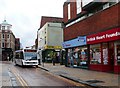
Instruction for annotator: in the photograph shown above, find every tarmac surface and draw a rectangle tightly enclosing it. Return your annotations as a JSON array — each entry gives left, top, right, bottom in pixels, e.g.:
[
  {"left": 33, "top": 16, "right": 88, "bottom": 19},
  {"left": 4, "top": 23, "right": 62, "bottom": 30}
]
[
  {"left": 1, "top": 61, "right": 120, "bottom": 88},
  {"left": 39, "top": 63, "right": 120, "bottom": 88}
]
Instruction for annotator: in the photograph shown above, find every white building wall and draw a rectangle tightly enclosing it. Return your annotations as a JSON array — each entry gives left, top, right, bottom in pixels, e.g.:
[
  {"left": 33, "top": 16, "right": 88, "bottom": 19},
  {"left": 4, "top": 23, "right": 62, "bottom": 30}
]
[
  {"left": 47, "top": 23, "right": 63, "bottom": 46},
  {"left": 38, "top": 22, "right": 63, "bottom": 50}
]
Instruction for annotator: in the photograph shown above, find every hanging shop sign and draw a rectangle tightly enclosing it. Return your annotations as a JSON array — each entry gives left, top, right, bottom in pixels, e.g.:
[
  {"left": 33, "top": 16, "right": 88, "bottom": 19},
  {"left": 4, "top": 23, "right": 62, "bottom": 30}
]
[
  {"left": 87, "top": 28, "right": 120, "bottom": 44},
  {"left": 62, "top": 36, "right": 86, "bottom": 48}
]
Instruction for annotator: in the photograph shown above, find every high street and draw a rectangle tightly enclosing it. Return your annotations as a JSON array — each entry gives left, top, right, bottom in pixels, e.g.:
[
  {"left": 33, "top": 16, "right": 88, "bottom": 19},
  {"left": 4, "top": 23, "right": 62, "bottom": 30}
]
[{"left": 1, "top": 61, "right": 89, "bottom": 87}]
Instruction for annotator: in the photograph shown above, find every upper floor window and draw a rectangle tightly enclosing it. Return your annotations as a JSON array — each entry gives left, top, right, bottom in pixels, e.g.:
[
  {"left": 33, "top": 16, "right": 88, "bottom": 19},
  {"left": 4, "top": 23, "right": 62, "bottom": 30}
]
[
  {"left": 68, "top": 3, "right": 71, "bottom": 19},
  {"left": 2, "top": 26, "right": 5, "bottom": 30},
  {"left": 7, "top": 34, "right": 10, "bottom": 38},
  {"left": 103, "top": 3, "right": 110, "bottom": 10},
  {"left": 2, "top": 34, "right": 5, "bottom": 38},
  {"left": 2, "top": 42, "right": 5, "bottom": 48},
  {"left": 7, "top": 26, "right": 10, "bottom": 30},
  {"left": 82, "top": 0, "right": 93, "bottom": 7},
  {"left": 76, "top": 0, "right": 82, "bottom": 14}
]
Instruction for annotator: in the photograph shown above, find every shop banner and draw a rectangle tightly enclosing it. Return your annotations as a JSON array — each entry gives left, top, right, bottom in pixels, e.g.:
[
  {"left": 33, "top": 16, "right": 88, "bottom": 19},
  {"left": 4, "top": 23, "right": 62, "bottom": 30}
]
[
  {"left": 87, "top": 28, "right": 120, "bottom": 44},
  {"left": 62, "top": 36, "right": 86, "bottom": 48}
]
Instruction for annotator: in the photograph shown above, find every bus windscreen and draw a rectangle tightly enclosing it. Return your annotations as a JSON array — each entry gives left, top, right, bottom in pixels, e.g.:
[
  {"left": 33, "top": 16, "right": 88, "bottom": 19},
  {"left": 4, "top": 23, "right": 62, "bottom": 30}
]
[{"left": 24, "top": 52, "right": 37, "bottom": 60}]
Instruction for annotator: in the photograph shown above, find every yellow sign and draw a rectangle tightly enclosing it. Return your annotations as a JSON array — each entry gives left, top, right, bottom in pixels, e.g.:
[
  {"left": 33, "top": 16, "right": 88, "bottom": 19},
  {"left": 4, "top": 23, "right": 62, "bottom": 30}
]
[{"left": 44, "top": 45, "right": 62, "bottom": 49}]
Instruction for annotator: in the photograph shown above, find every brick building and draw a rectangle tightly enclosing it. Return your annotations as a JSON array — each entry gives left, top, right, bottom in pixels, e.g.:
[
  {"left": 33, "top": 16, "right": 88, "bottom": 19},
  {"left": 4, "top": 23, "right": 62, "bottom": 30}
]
[
  {"left": 62, "top": 0, "right": 120, "bottom": 73},
  {"left": 15, "top": 38, "right": 20, "bottom": 50},
  {"left": 0, "top": 20, "right": 15, "bottom": 60}
]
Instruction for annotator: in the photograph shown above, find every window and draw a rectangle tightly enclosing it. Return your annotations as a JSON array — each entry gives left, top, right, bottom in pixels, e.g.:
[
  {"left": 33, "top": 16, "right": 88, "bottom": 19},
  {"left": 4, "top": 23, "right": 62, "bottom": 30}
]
[
  {"left": 115, "top": 41, "right": 120, "bottom": 65},
  {"left": 44, "top": 35, "right": 46, "bottom": 44},
  {"left": 15, "top": 52, "right": 24, "bottom": 59},
  {"left": 2, "top": 34, "right": 5, "bottom": 38},
  {"left": 7, "top": 26, "right": 10, "bottom": 30},
  {"left": 90, "top": 44, "right": 101, "bottom": 64},
  {"left": 7, "top": 34, "right": 10, "bottom": 38},
  {"left": 103, "top": 3, "right": 109, "bottom": 10},
  {"left": 76, "top": 0, "right": 82, "bottom": 14},
  {"left": 102, "top": 43, "right": 108, "bottom": 65},
  {"left": 68, "top": 3, "right": 71, "bottom": 19},
  {"left": 2, "top": 26, "right": 5, "bottom": 30},
  {"left": 2, "top": 43, "right": 5, "bottom": 48},
  {"left": 82, "top": 0, "right": 93, "bottom": 7}
]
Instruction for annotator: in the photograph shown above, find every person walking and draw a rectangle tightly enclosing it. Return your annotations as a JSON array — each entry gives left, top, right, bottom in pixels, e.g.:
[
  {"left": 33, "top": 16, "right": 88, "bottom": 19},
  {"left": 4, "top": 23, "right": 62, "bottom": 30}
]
[{"left": 52, "top": 52, "right": 56, "bottom": 66}]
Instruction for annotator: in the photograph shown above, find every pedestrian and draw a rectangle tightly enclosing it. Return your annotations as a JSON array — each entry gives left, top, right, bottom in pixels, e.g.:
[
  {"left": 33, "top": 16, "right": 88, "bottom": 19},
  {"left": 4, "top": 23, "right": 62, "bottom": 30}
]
[
  {"left": 7, "top": 56, "right": 9, "bottom": 61},
  {"left": 70, "top": 56, "right": 74, "bottom": 67},
  {"left": 52, "top": 52, "right": 56, "bottom": 66}
]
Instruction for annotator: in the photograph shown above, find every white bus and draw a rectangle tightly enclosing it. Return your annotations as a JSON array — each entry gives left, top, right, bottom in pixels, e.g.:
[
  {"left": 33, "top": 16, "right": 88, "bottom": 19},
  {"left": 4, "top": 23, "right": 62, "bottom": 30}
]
[{"left": 14, "top": 49, "right": 38, "bottom": 67}]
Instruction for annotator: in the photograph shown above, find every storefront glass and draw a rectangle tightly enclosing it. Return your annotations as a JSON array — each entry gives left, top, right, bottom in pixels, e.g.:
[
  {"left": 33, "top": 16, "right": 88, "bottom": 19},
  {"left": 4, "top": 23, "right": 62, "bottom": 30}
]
[
  {"left": 115, "top": 41, "right": 120, "bottom": 65},
  {"left": 67, "top": 46, "right": 88, "bottom": 67},
  {"left": 102, "top": 43, "right": 108, "bottom": 65},
  {"left": 90, "top": 44, "right": 101, "bottom": 64}
]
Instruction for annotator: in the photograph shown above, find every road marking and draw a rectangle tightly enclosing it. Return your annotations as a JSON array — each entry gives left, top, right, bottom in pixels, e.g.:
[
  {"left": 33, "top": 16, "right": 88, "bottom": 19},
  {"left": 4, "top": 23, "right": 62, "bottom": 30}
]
[{"left": 11, "top": 68, "right": 29, "bottom": 88}]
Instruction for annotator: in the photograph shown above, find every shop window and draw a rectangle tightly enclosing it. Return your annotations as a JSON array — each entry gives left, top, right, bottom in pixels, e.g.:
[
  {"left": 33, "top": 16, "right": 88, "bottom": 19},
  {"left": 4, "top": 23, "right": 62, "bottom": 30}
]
[
  {"left": 67, "top": 49, "right": 72, "bottom": 64},
  {"left": 67, "top": 47, "right": 88, "bottom": 67},
  {"left": 90, "top": 44, "right": 101, "bottom": 64},
  {"left": 115, "top": 41, "right": 120, "bottom": 65},
  {"left": 102, "top": 43, "right": 108, "bottom": 65}
]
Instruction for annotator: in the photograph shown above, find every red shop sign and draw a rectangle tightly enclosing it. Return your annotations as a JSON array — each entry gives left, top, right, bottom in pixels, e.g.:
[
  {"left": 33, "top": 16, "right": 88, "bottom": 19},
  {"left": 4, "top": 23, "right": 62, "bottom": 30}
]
[{"left": 87, "top": 28, "right": 120, "bottom": 44}]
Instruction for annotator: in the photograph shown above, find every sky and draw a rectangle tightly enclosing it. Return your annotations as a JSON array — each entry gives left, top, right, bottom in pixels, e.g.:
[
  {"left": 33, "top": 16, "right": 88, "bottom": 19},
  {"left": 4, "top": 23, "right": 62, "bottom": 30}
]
[
  {"left": 0, "top": 0, "right": 111, "bottom": 48},
  {"left": 0, "top": 0, "right": 65, "bottom": 48}
]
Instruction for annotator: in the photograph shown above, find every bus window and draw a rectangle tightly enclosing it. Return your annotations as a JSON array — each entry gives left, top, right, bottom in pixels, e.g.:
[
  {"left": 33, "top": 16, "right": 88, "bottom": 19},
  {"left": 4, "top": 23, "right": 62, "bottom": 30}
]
[
  {"left": 20, "top": 52, "right": 24, "bottom": 59},
  {"left": 24, "top": 52, "right": 37, "bottom": 60}
]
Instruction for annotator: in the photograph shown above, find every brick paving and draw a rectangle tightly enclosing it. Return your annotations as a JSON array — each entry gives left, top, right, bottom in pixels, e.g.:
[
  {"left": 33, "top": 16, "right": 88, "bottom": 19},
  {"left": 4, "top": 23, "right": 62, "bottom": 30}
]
[{"left": 39, "top": 63, "right": 120, "bottom": 87}]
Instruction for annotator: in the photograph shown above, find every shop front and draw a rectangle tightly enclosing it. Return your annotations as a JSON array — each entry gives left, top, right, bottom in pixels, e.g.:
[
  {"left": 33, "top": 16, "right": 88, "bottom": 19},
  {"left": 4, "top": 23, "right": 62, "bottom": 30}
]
[
  {"left": 2, "top": 48, "right": 13, "bottom": 61},
  {"left": 62, "top": 36, "right": 88, "bottom": 68},
  {"left": 87, "top": 27, "right": 120, "bottom": 73}
]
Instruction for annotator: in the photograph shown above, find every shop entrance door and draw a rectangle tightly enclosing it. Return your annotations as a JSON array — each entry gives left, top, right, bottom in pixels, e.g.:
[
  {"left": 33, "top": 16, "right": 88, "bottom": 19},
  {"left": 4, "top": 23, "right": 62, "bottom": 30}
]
[{"left": 109, "top": 42, "right": 114, "bottom": 72}]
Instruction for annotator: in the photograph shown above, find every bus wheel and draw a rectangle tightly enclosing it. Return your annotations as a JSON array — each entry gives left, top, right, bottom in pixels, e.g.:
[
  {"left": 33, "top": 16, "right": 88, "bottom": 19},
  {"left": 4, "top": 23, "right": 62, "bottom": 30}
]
[
  {"left": 22, "top": 62, "right": 24, "bottom": 67},
  {"left": 36, "top": 65, "right": 38, "bottom": 68},
  {"left": 14, "top": 61, "right": 17, "bottom": 66}
]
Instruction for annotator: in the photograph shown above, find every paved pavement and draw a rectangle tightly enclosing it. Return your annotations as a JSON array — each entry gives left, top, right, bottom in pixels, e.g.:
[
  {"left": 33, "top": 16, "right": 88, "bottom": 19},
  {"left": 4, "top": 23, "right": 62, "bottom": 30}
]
[
  {"left": 39, "top": 63, "right": 120, "bottom": 88},
  {"left": 0, "top": 61, "right": 18, "bottom": 88},
  {"left": 0, "top": 61, "right": 12, "bottom": 87}
]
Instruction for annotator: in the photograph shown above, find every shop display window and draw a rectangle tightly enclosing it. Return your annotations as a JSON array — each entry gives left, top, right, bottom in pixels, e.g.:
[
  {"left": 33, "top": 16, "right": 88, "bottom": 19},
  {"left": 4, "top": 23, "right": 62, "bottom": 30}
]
[
  {"left": 115, "top": 41, "right": 120, "bottom": 65},
  {"left": 73, "top": 47, "right": 88, "bottom": 67},
  {"left": 102, "top": 43, "right": 108, "bottom": 65},
  {"left": 90, "top": 44, "right": 101, "bottom": 64},
  {"left": 79, "top": 47, "right": 88, "bottom": 66},
  {"left": 67, "top": 46, "right": 88, "bottom": 67}
]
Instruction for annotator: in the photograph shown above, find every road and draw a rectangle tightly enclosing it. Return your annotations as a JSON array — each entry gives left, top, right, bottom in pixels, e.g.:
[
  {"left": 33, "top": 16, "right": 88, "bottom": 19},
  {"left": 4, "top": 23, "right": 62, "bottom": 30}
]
[{"left": 1, "top": 61, "right": 88, "bottom": 87}]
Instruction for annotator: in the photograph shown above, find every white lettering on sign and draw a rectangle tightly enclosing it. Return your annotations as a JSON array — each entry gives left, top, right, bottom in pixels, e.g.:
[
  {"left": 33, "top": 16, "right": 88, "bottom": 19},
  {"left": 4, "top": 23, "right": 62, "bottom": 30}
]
[
  {"left": 106, "top": 32, "right": 120, "bottom": 38},
  {"left": 87, "top": 37, "right": 95, "bottom": 42},
  {"left": 96, "top": 35, "right": 105, "bottom": 40},
  {"left": 87, "top": 32, "right": 120, "bottom": 42}
]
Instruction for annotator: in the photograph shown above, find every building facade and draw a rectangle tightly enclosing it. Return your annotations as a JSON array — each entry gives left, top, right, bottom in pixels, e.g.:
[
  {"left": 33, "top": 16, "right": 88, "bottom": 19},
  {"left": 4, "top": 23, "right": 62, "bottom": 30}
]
[
  {"left": 37, "top": 22, "right": 63, "bottom": 63},
  {"left": 63, "top": 0, "right": 120, "bottom": 73},
  {"left": 15, "top": 38, "right": 20, "bottom": 50},
  {"left": 0, "top": 20, "right": 15, "bottom": 61},
  {"left": 37, "top": 16, "right": 63, "bottom": 64}
]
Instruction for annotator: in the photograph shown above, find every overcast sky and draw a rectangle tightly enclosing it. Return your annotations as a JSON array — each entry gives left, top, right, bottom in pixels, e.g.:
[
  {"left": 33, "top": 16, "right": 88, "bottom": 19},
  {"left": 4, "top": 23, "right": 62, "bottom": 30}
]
[
  {"left": 1, "top": 0, "right": 111, "bottom": 48},
  {"left": 0, "top": 0, "right": 65, "bottom": 48}
]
